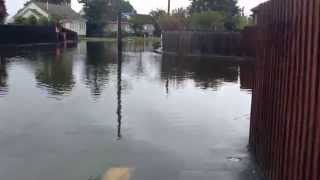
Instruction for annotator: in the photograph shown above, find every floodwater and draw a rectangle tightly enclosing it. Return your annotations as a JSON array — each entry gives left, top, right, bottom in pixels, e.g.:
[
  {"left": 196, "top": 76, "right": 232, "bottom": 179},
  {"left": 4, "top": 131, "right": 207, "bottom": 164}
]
[{"left": 0, "top": 41, "right": 257, "bottom": 180}]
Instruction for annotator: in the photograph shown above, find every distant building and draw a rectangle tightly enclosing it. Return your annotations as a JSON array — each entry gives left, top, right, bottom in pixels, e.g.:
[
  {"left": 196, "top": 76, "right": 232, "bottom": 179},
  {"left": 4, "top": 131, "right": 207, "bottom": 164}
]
[
  {"left": 104, "top": 14, "right": 155, "bottom": 36},
  {"left": 105, "top": 21, "right": 134, "bottom": 34},
  {"left": 142, "top": 23, "right": 155, "bottom": 36},
  {"left": 11, "top": 1, "right": 86, "bottom": 36},
  {"left": 130, "top": 14, "right": 155, "bottom": 36}
]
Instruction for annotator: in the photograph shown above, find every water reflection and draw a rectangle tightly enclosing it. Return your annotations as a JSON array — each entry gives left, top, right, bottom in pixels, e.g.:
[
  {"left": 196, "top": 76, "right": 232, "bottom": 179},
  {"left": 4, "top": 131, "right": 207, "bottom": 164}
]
[
  {"left": 0, "top": 56, "right": 8, "bottom": 96},
  {"left": 240, "top": 62, "right": 255, "bottom": 91},
  {"left": 117, "top": 50, "right": 123, "bottom": 140},
  {"left": 161, "top": 55, "right": 239, "bottom": 90},
  {"left": 35, "top": 46, "right": 76, "bottom": 96},
  {"left": 0, "top": 41, "right": 257, "bottom": 180},
  {"left": 85, "top": 42, "right": 117, "bottom": 98}
]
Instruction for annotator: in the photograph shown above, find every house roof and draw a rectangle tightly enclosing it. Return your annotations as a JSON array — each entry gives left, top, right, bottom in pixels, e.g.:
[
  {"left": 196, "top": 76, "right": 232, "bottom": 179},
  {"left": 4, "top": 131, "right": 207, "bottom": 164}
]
[
  {"left": 33, "top": 2, "right": 85, "bottom": 21},
  {"left": 251, "top": 1, "right": 270, "bottom": 13}
]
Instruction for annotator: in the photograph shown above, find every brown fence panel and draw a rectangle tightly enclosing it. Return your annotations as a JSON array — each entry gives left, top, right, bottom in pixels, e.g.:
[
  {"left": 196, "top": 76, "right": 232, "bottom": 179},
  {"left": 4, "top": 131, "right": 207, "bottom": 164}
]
[
  {"left": 162, "top": 31, "right": 243, "bottom": 56},
  {"left": 249, "top": 0, "right": 320, "bottom": 180}
]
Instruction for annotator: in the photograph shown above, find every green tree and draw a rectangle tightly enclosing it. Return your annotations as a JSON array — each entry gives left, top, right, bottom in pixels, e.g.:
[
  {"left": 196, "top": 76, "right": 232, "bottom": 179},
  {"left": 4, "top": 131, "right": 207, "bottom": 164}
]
[
  {"left": 158, "top": 15, "right": 185, "bottom": 31},
  {"left": 120, "top": 0, "right": 136, "bottom": 13},
  {"left": 14, "top": 16, "right": 28, "bottom": 25},
  {"left": 79, "top": 0, "right": 136, "bottom": 36},
  {"left": 129, "top": 14, "right": 154, "bottom": 36},
  {"left": 190, "top": 11, "right": 225, "bottom": 31},
  {"left": 27, "top": 15, "right": 38, "bottom": 25},
  {"left": 38, "top": 16, "right": 50, "bottom": 25},
  {"left": 234, "top": 15, "right": 251, "bottom": 30},
  {"left": 0, "top": 0, "right": 7, "bottom": 24},
  {"left": 189, "top": 0, "right": 239, "bottom": 31},
  {"left": 171, "top": 8, "right": 189, "bottom": 28},
  {"left": 150, "top": 9, "right": 167, "bottom": 36},
  {"left": 150, "top": 9, "right": 167, "bottom": 20}
]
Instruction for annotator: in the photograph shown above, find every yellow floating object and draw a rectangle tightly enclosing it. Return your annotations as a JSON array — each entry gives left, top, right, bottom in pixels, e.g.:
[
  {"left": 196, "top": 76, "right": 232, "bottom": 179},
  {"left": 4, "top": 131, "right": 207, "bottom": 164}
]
[{"left": 103, "top": 167, "right": 133, "bottom": 180}]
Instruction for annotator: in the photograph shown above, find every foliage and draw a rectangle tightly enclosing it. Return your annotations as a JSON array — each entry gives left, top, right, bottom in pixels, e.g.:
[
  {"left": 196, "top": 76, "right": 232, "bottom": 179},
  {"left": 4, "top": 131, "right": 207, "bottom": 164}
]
[
  {"left": 79, "top": 0, "right": 136, "bottom": 36},
  {"left": 0, "top": 0, "right": 7, "bottom": 24},
  {"left": 171, "top": 8, "right": 189, "bottom": 28},
  {"left": 38, "top": 16, "right": 50, "bottom": 25},
  {"left": 27, "top": 15, "right": 38, "bottom": 25},
  {"left": 190, "top": 0, "right": 239, "bottom": 16},
  {"left": 189, "top": 0, "right": 240, "bottom": 31},
  {"left": 149, "top": 9, "right": 167, "bottom": 36},
  {"left": 79, "top": 0, "right": 112, "bottom": 35},
  {"left": 49, "top": 14, "right": 62, "bottom": 25},
  {"left": 150, "top": 9, "right": 167, "bottom": 20},
  {"left": 120, "top": 0, "right": 136, "bottom": 14},
  {"left": 14, "top": 16, "right": 28, "bottom": 25},
  {"left": 190, "top": 11, "right": 225, "bottom": 31},
  {"left": 234, "top": 15, "right": 251, "bottom": 30},
  {"left": 158, "top": 15, "right": 185, "bottom": 31},
  {"left": 149, "top": 8, "right": 189, "bottom": 35},
  {"left": 14, "top": 14, "right": 61, "bottom": 26}
]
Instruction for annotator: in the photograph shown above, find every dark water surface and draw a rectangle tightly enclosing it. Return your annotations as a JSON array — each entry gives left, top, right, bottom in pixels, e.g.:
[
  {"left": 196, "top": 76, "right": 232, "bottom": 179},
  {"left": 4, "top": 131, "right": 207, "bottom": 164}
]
[{"left": 0, "top": 41, "right": 257, "bottom": 180}]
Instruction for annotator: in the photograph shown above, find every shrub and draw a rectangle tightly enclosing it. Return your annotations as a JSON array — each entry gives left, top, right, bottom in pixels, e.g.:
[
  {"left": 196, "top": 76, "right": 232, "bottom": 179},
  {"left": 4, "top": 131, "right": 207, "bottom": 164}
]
[
  {"left": 158, "top": 15, "right": 185, "bottom": 31},
  {"left": 190, "top": 11, "right": 225, "bottom": 31}
]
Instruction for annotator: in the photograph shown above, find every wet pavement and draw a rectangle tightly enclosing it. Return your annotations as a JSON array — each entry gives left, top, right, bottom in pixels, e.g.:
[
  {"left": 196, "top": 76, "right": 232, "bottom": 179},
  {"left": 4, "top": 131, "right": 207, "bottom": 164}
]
[{"left": 0, "top": 41, "right": 259, "bottom": 180}]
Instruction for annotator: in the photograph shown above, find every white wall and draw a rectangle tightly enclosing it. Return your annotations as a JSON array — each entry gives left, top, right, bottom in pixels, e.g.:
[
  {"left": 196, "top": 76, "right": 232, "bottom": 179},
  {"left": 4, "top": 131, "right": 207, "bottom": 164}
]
[{"left": 62, "top": 20, "right": 86, "bottom": 36}]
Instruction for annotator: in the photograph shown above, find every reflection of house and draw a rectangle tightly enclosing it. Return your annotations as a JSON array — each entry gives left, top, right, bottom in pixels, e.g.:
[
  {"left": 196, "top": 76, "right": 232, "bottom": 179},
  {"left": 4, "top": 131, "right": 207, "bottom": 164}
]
[{"left": 12, "top": 1, "right": 86, "bottom": 36}]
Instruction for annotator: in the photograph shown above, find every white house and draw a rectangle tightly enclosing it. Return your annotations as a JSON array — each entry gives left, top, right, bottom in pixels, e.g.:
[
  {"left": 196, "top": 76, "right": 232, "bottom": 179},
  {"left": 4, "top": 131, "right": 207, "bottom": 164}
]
[
  {"left": 105, "top": 21, "right": 134, "bottom": 34},
  {"left": 12, "top": 1, "right": 86, "bottom": 36},
  {"left": 142, "top": 24, "right": 155, "bottom": 36}
]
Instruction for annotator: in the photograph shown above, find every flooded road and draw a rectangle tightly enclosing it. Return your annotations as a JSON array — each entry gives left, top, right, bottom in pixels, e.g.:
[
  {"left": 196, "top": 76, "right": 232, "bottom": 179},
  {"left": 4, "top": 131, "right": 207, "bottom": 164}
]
[{"left": 0, "top": 41, "right": 257, "bottom": 180}]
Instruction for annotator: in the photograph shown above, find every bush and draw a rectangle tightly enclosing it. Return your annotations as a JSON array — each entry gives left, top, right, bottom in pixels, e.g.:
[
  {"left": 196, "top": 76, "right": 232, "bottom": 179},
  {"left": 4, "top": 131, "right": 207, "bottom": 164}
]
[
  {"left": 158, "top": 15, "right": 185, "bottom": 31},
  {"left": 38, "top": 17, "right": 50, "bottom": 26},
  {"left": 190, "top": 11, "right": 225, "bottom": 31},
  {"left": 14, "top": 16, "right": 28, "bottom": 25},
  {"left": 27, "top": 16, "right": 38, "bottom": 25}
]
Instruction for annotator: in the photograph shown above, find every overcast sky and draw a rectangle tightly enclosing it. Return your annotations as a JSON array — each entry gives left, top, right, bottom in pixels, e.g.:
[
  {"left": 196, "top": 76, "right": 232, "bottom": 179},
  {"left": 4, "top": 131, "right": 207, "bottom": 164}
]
[{"left": 7, "top": 0, "right": 268, "bottom": 17}]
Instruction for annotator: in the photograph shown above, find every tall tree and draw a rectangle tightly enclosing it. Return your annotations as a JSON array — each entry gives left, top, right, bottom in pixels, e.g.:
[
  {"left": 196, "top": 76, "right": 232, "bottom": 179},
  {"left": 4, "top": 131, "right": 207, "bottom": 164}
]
[
  {"left": 0, "top": 0, "right": 7, "bottom": 24},
  {"left": 189, "top": 0, "right": 239, "bottom": 30},
  {"left": 79, "top": 0, "right": 136, "bottom": 36},
  {"left": 150, "top": 9, "right": 167, "bottom": 36}
]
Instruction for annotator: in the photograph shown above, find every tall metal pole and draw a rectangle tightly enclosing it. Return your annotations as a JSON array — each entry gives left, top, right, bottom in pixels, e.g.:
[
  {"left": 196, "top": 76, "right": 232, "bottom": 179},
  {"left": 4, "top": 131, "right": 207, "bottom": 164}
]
[
  {"left": 167, "top": 0, "right": 171, "bottom": 15},
  {"left": 117, "top": 0, "right": 122, "bottom": 51}
]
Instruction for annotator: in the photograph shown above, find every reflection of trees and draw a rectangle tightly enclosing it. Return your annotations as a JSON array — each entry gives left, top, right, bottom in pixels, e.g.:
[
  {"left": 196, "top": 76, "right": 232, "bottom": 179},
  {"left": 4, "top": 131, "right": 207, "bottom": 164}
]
[
  {"left": 35, "top": 46, "right": 75, "bottom": 96},
  {"left": 161, "top": 55, "right": 239, "bottom": 90},
  {"left": 0, "top": 56, "right": 8, "bottom": 96},
  {"left": 85, "top": 42, "right": 117, "bottom": 97}
]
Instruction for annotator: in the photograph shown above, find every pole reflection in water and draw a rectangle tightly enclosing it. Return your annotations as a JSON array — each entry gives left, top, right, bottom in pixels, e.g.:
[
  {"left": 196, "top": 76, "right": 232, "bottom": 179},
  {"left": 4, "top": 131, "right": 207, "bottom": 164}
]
[
  {"left": 116, "top": 49, "right": 123, "bottom": 140},
  {"left": 0, "top": 56, "right": 8, "bottom": 96}
]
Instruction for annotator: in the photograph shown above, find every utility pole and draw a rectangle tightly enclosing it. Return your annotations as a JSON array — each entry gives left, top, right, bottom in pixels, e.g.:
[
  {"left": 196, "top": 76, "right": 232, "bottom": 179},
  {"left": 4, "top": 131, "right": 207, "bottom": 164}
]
[
  {"left": 167, "top": 0, "right": 171, "bottom": 15},
  {"left": 117, "top": 0, "right": 122, "bottom": 51}
]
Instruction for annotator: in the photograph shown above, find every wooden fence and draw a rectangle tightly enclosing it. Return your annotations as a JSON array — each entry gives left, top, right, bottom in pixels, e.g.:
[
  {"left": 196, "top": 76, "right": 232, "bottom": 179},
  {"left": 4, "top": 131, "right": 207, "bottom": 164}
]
[
  {"left": 0, "top": 25, "right": 78, "bottom": 45},
  {"left": 249, "top": 0, "right": 320, "bottom": 180},
  {"left": 162, "top": 31, "right": 243, "bottom": 56}
]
